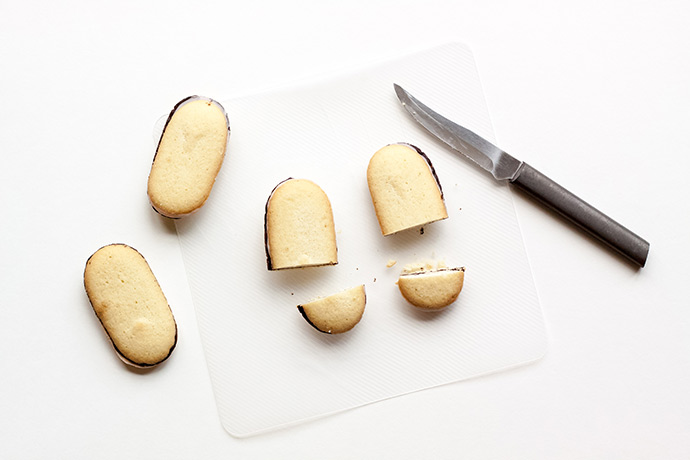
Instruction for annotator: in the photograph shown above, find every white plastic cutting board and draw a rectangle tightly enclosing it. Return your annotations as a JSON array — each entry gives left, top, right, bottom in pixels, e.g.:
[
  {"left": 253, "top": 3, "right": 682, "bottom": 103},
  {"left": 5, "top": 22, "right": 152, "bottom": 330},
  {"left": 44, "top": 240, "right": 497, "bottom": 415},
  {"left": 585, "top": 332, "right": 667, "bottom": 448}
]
[{"left": 172, "top": 42, "right": 547, "bottom": 437}]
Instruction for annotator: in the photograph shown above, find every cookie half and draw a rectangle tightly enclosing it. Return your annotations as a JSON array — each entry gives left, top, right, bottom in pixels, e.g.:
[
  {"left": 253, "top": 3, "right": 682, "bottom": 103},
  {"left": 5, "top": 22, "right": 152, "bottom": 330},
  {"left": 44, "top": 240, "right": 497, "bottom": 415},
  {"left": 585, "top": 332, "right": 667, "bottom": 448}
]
[
  {"left": 148, "top": 96, "right": 229, "bottom": 218},
  {"left": 265, "top": 178, "right": 338, "bottom": 270},
  {"left": 298, "top": 285, "right": 366, "bottom": 334},
  {"left": 398, "top": 267, "right": 465, "bottom": 310},
  {"left": 367, "top": 143, "right": 448, "bottom": 235},
  {"left": 84, "top": 244, "right": 178, "bottom": 367}
]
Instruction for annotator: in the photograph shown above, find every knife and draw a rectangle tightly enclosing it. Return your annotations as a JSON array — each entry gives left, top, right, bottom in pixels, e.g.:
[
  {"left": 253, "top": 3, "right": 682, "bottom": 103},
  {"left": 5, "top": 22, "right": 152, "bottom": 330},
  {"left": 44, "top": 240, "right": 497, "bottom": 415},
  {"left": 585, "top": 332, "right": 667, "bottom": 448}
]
[{"left": 394, "top": 83, "right": 650, "bottom": 268}]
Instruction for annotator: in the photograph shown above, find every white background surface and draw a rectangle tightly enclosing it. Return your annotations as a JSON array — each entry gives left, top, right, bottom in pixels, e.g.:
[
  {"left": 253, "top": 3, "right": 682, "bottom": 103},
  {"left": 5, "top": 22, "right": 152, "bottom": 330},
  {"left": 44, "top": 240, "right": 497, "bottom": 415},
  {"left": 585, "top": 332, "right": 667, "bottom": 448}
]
[{"left": 1, "top": 0, "right": 688, "bottom": 458}]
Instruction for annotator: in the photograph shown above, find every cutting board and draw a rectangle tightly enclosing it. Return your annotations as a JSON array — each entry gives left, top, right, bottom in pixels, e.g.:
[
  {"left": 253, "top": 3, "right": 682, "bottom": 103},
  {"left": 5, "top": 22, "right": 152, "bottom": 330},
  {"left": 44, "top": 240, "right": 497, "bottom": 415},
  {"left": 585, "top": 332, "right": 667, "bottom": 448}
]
[{"left": 170, "top": 42, "right": 547, "bottom": 437}]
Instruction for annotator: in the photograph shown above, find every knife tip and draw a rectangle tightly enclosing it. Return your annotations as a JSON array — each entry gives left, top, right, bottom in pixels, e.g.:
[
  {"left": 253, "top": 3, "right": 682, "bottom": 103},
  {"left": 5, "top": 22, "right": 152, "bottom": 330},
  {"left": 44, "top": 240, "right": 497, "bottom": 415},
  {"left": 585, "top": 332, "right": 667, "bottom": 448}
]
[{"left": 393, "top": 83, "right": 407, "bottom": 103}]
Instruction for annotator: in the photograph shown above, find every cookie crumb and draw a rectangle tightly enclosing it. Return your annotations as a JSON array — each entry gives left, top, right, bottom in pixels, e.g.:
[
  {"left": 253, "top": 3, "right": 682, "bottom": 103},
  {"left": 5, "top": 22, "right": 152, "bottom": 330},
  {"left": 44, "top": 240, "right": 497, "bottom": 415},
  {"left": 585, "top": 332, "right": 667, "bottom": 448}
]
[{"left": 386, "top": 259, "right": 397, "bottom": 268}]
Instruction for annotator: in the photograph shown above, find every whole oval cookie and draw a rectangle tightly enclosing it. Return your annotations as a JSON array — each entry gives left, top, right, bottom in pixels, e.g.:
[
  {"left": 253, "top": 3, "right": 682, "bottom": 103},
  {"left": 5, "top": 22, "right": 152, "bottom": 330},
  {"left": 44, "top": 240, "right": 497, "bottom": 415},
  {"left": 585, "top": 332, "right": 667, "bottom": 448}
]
[
  {"left": 84, "top": 244, "right": 177, "bottom": 367},
  {"left": 367, "top": 143, "right": 448, "bottom": 235},
  {"left": 148, "top": 96, "right": 229, "bottom": 218},
  {"left": 298, "top": 285, "right": 366, "bottom": 334},
  {"left": 265, "top": 178, "right": 338, "bottom": 270}
]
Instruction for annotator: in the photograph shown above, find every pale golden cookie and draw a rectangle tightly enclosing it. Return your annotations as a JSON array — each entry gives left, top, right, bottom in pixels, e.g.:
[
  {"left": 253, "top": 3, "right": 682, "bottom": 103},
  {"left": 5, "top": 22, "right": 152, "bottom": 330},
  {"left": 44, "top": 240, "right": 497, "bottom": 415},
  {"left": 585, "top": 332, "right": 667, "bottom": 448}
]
[
  {"left": 84, "top": 244, "right": 177, "bottom": 367},
  {"left": 398, "top": 267, "right": 465, "bottom": 310},
  {"left": 148, "top": 96, "right": 229, "bottom": 218},
  {"left": 367, "top": 143, "right": 448, "bottom": 235},
  {"left": 265, "top": 178, "right": 338, "bottom": 270},
  {"left": 298, "top": 285, "right": 366, "bottom": 334}
]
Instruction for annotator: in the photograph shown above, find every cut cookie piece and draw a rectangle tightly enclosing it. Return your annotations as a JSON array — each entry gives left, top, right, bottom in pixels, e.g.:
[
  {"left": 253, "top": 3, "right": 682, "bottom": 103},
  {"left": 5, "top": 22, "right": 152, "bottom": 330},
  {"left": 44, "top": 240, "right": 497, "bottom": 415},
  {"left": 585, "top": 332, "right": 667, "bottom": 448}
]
[
  {"left": 367, "top": 143, "right": 448, "bottom": 235},
  {"left": 398, "top": 266, "right": 465, "bottom": 310},
  {"left": 83, "top": 244, "right": 178, "bottom": 367},
  {"left": 265, "top": 178, "right": 338, "bottom": 270},
  {"left": 298, "top": 285, "right": 366, "bottom": 334},
  {"left": 148, "top": 96, "right": 229, "bottom": 218}
]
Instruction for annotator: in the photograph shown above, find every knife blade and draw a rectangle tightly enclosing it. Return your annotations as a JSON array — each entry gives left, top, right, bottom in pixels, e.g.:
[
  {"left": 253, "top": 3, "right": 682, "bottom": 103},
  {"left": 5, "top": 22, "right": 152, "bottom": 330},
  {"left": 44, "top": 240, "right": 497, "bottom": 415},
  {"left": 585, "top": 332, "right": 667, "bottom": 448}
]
[{"left": 394, "top": 83, "right": 650, "bottom": 268}]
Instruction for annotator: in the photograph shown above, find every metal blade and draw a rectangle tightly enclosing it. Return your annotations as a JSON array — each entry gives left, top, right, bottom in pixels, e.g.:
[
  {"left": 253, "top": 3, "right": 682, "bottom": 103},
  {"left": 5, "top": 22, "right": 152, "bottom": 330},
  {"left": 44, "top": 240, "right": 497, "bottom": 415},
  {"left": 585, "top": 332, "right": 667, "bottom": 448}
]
[{"left": 394, "top": 84, "right": 522, "bottom": 181}]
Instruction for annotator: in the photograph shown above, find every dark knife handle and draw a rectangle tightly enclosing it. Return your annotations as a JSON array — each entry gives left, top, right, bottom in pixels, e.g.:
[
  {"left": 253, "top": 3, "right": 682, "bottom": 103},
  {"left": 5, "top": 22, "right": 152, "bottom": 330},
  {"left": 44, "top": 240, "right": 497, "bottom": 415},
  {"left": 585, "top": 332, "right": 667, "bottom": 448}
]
[{"left": 511, "top": 163, "right": 650, "bottom": 267}]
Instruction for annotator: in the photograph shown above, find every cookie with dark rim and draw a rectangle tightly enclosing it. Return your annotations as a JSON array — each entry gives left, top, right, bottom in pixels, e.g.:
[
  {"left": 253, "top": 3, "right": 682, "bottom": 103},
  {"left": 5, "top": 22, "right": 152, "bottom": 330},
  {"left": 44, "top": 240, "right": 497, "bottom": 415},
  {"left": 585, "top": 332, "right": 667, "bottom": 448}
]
[
  {"left": 398, "top": 266, "right": 465, "bottom": 310},
  {"left": 264, "top": 178, "right": 338, "bottom": 270},
  {"left": 148, "top": 96, "right": 230, "bottom": 218},
  {"left": 84, "top": 244, "right": 178, "bottom": 367},
  {"left": 298, "top": 285, "right": 366, "bottom": 334},
  {"left": 366, "top": 143, "right": 448, "bottom": 235}
]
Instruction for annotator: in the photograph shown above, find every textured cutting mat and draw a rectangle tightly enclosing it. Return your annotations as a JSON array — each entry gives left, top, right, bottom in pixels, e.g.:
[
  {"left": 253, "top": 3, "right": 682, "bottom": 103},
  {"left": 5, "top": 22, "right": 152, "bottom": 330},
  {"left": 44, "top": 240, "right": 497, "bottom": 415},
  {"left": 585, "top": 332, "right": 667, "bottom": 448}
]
[{"left": 173, "top": 42, "right": 547, "bottom": 437}]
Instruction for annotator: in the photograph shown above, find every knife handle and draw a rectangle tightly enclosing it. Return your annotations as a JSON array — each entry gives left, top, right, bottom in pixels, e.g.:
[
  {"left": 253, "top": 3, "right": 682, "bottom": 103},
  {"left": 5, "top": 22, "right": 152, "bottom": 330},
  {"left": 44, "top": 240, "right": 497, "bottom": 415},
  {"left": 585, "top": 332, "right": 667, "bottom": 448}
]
[{"left": 511, "top": 163, "right": 650, "bottom": 267}]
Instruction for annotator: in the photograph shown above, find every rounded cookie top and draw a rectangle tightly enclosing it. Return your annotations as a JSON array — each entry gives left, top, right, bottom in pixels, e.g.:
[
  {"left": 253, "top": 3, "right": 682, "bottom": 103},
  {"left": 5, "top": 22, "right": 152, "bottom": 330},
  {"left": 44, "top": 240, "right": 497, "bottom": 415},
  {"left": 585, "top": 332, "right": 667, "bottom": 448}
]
[
  {"left": 84, "top": 244, "right": 177, "bottom": 367},
  {"left": 298, "top": 285, "right": 366, "bottom": 334},
  {"left": 265, "top": 178, "right": 338, "bottom": 270},
  {"left": 398, "top": 267, "right": 465, "bottom": 310},
  {"left": 148, "top": 96, "right": 229, "bottom": 218},
  {"left": 367, "top": 143, "right": 448, "bottom": 236}
]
